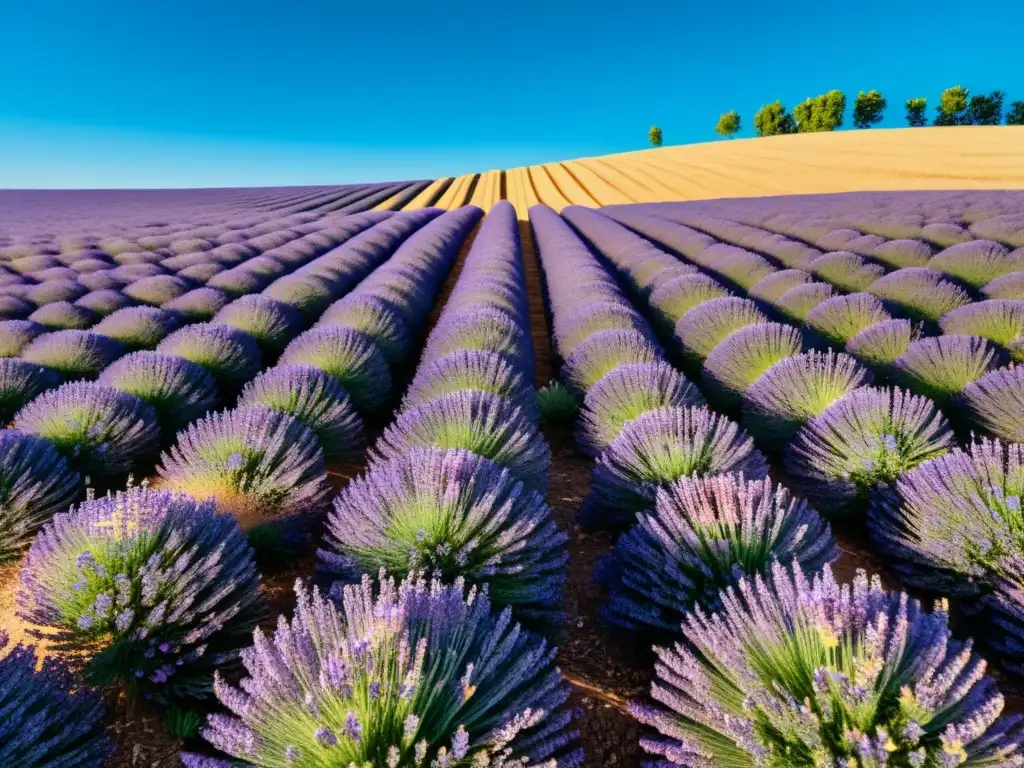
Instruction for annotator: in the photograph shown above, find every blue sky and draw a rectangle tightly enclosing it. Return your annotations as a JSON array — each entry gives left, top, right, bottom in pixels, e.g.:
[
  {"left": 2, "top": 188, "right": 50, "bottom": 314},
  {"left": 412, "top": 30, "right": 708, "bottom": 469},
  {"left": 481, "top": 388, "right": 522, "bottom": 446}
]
[{"left": 1, "top": 0, "right": 1021, "bottom": 188}]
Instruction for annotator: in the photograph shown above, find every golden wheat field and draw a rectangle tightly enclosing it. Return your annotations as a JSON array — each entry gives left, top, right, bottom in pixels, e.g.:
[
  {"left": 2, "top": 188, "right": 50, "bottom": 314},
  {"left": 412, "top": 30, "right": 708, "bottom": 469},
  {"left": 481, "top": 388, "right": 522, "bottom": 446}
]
[{"left": 377, "top": 126, "right": 1024, "bottom": 216}]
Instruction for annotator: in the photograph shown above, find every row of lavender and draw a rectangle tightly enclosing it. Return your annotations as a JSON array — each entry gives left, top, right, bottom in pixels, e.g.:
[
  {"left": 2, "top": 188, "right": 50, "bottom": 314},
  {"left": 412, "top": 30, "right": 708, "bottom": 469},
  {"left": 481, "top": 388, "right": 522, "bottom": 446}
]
[
  {"left": 187, "top": 201, "right": 583, "bottom": 767},
  {"left": 533, "top": 202, "right": 1024, "bottom": 766},
  {"left": 0, "top": 207, "right": 480, "bottom": 764}
]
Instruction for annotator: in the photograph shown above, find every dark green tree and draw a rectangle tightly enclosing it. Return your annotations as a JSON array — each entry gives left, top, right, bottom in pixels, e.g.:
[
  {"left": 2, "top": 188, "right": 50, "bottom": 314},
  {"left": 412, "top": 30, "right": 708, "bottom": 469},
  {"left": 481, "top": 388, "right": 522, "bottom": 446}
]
[
  {"left": 754, "top": 101, "right": 797, "bottom": 137},
  {"left": 934, "top": 86, "right": 971, "bottom": 126},
  {"left": 715, "top": 111, "right": 741, "bottom": 138},
  {"left": 852, "top": 90, "right": 887, "bottom": 128},
  {"left": 1008, "top": 101, "right": 1024, "bottom": 125},
  {"left": 793, "top": 90, "right": 847, "bottom": 132},
  {"left": 905, "top": 97, "right": 928, "bottom": 127},
  {"left": 968, "top": 91, "right": 1005, "bottom": 125},
  {"left": 648, "top": 125, "right": 663, "bottom": 147}
]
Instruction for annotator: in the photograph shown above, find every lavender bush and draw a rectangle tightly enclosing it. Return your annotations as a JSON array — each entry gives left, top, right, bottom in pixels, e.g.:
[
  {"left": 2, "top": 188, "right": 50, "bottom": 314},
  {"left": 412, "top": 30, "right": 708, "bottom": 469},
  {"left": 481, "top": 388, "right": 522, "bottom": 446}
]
[
  {"left": 893, "top": 335, "right": 1001, "bottom": 404},
  {"left": 320, "top": 447, "right": 567, "bottom": 622},
  {"left": 92, "top": 306, "right": 181, "bottom": 349},
  {"left": 213, "top": 295, "right": 303, "bottom": 357},
  {"left": 601, "top": 474, "right": 836, "bottom": 633},
  {"left": 28, "top": 301, "right": 97, "bottom": 330},
  {"left": 806, "top": 293, "right": 892, "bottom": 348},
  {"left": 631, "top": 562, "right": 1024, "bottom": 767},
  {"left": 581, "top": 405, "right": 769, "bottom": 528},
  {"left": 0, "top": 631, "right": 112, "bottom": 765},
  {"left": 157, "top": 324, "right": 263, "bottom": 391},
  {"left": 14, "top": 382, "right": 161, "bottom": 477},
  {"left": 186, "top": 573, "right": 583, "bottom": 767},
  {"left": 561, "top": 329, "right": 663, "bottom": 395},
  {"left": 940, "top": 300, "right": 1024, "bottom": 361},
  {"left": 700, "top": 322, "right": 805, "bottom": 408},
  {"left": 674, "top": 297, "right": 767, "bottom": 368},
  {"left": 317, "top": 295, "right": 412, "bottom": 366},
  {"left": 403, "top": 349, "right": 536, "bottom": 419},
  {"left": 21, "top": 329, "right": 125, "bottom": 380},
  {"left": 961, "top": 365, "right": 1024, "bottom": 445},
  {"left": 17, "top": 486, "right": 264, "bottom": 701},
  {"left": 0, "top": 318, "right": 45, "bottom": 357},
  {"left": 0, "top": 357, "right": 61, "bottom": 423},
  {"left": 772, "top": 281, "right": 836, "bottom": 323},
  {"left": 846, "top": 318, "right": 915, "bottom": 367},
  {"left": 785, "top": 386, "right": 955, "bottom": 516}
]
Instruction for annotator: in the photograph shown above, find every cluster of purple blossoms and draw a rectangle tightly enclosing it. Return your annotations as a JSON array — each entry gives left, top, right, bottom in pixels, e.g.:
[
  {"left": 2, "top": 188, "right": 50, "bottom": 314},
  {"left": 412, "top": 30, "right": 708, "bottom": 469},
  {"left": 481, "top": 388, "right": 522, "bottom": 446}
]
[
  {"left": 0, "top": 318, "right": 46, "bottom": 357},
  {"left": 320, "top": 447, "right": 566, "bottom": 623},
  {"left": 212, "top": 295, "right": 303, "bottom": 357},
  {"left": 185, "top": 573, "right": 583, "bottom": 768},
  {"left": 0, "top": 356, "right": 60, "bottom": 423},
  {"left": 700, "top": 321, "right": 805, "bottom": 408},
  {"left": 846, "top": 318, "right": 916, "bottom": 368},
  {"left": 868, "top": 267, "right": 973, "bottom": 323},
  {"left": 157, "top": 405, "right": 330, "bottom": 529},
  {"left": 0, "top": 630, "right": 113, "bottom": 765},
  {"left": 581, "top": 405, "right": 769, "bottom": 528},
  {"left": 674, "top": 297, "right": 768, "bottom": 369},
  {"left": 748, "top": 268, "right": 813, "bottom": 303},
  {"left": 600, "top": 474, "right": 836, "bottom": 633},
  {"left": 939, "top": 300, "right": 1024, "bottom": 362},
  {"left": 892, "top": 334, "right": 1001, "bottom": 404},
  {"left": 806, "top": 293, "right": 893, "bottom": 348},
  {"left": 16, "top": 485, "right": 264, "bottom": 701},
  {"left": 870, "top": 438, "right": 1024, "bottom": 672},
  {"left": 156, "top": 323, "right": 264, "bottom": 391},
  {"left": 773, "top": 281, "right": 836, "bottom": 324},
  {"left": 928, "top": 239, "right": 1023, "bottom": 289},
  {"left": 14, "top": 381, "right": 162, "bottom": 477},
  {"left": 631, "top": 562, "right": 1024, "bottom": 767},
  {"left": 21, "top": 328, "right": 125, "bottom": 380},
  {"left": 961, "top": 365, "right": 1024, "bottom": 443},
  {"left": 92, "top": 305, "right": 181, "bottom": 349}
]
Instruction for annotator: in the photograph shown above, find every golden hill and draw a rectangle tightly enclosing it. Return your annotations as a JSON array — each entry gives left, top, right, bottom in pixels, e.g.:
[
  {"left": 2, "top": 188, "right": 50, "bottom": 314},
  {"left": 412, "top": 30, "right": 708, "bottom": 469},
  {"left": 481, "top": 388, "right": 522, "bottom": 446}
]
[{"left": 380, "top": 126, "right": 1024, "bottom": 217}]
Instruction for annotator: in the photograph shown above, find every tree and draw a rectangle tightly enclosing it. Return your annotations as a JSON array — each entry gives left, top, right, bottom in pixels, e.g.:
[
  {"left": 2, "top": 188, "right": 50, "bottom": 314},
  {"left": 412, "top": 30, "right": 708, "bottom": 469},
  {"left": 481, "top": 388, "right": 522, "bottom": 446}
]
[
  {"left": 648, "top": 126, "right": 663, "bottom": 147},
  {"left": 793, "top": 90, "right": 846, "bottom": 133},
  {"left": 1008, "top": 101, "right": 1024, "bottom": 125},
  {"left": 754, "top": 101, "right": 797, "bottom": 137},
  {"left": 968, "top": 91, "right": 1005, "bottom": 125},
  {"left": 852, "top": 90, "right": 887, "bottom": 128},
  {"left": 935, "top": 86, "right": 971, "bottom": 126},
  {"left": 905, "top": 97, "right": 928, "bottom": 127},
  {"left": 715, "top": 111, "right": 741, "bottom": 138}
]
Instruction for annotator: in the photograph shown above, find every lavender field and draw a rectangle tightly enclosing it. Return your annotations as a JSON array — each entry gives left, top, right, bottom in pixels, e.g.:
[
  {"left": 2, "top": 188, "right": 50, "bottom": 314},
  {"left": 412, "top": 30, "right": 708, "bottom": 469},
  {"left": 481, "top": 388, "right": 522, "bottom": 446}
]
[{"left": 1, "top": 187, "right": 1024, "bottom": 767}]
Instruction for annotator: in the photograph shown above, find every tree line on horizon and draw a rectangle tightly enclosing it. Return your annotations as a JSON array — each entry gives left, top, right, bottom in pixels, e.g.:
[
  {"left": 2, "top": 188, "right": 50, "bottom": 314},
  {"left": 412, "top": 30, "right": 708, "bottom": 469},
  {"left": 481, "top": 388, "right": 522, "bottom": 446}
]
[{"left": 647, "top": 86, "right": 1024, "bottom": 146}]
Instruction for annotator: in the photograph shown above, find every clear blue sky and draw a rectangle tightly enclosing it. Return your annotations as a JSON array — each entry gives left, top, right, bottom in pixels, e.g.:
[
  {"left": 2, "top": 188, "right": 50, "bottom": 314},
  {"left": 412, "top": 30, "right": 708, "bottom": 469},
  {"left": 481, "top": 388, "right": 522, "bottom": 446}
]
[{"left": 1, "top": 0, "right": 1021, "bottom": 188}]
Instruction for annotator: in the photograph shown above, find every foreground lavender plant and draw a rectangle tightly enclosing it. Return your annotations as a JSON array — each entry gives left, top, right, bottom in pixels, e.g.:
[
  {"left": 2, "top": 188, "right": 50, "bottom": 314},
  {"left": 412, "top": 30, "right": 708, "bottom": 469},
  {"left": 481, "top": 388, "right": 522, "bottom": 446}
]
[
  {"left": 600, "top": 474, "right": 836, "bottom": 633},
  {"left": 17, "top": 486, "right": 264, "bottom": 701},
  {"left": 0, "top": 429, "right": 81, "bottom": 562},
  {"left": 373, "top": 391, "right": 550, "bottom": 493},
  {"left": 631, "top": 562, "right": 1024, "bottom": 767},
  {"left": 576, "top": 361, "right": 704, "bottom": 456},
  {"left": 870, "top": 438, "right": 1024, "bottom": 671},
  {"left": 0, "top": 631, "right": 112, "bottom": 765},
  {"left": 14, "top": 382, "right": 161, "bottom": 477},
  {"left": 320, "top": 448, "right": 566, "bottom": 622},
  {"left": 742, "top": 350, "right": 873, "bottom": 443},
  {"left": 785, "top": 386, "right": 955, "bottom": 516},
  {"left": 674, "top": 297, "right": 767, "bottom": 368},
  {"left": 238, "top": 365, "right": 364, "bottom": 462},
  {"left": 961, "top": 365, "right": 1024, "bottom": 443},
  {"left": 185, "top": 573, "right": 583, "bottom": 768},
  {"left": 157, "top": 406, "right": 330, "bottom": 529},
  {"left": 98, "top": 351, "right": 219, "bottom": 432},
  {"left": 581, "top": 405, "right": 768, "bottom": 528}
]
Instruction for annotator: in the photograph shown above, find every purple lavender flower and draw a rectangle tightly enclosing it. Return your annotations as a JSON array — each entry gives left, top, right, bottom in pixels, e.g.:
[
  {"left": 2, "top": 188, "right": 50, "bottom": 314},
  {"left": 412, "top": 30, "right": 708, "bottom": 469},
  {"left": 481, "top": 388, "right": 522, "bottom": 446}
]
[
  {"left": 98, "top": 351, "right": 219, "bottom": 432},
  {"left": 212, "top": 295, "right": 303, "bottom": 357},
  {"left": 20, "top": 329, "right": 125, "bottom": 380},
  {"left": 75, "top": 288, "right": 137, "bottom": 316},
  {"left": 422, "top": 305, "right": 532, "bottom": 376},
  {"left": 207, "top": 268, "right": 270, "bottom": 298},
  {"left": 806, "top": 292, "right": 891, "bottom": 348},
  {"left": 28, "top": 301, "right": 97, "bottom": 331},
  {"left": 316, "top": 295, "right": 412, "bottom": 366},
  {"left": 17, "top": 485, "right": 263, "bottom": 701},
  {"left": 0, "top": 632, "right": 112, "bottom": 764},
  {"left": 868, "top": 267, "right": 972, "bottom": 323},
  {"left": 0, "top": 319, "right": 46, "bottom": 357},
  {"left": 263, "top": 274, "right": 335, "bottom": 321},
  {"left": 939, "top": 300, "right": 1024, "bottom": 360},
  {"left": 0, "top": 357, "right": 61, "bottom": 424},
  {"left": 92, "top": 305, "right": 181, "bottom": 349},
  {"left": 279, "top": 326, "right": 392, "bottom": 413},
  {"left": 772, "top": 281, "right": 836, "bottom": 323},
  {"left": 576, "top": 361, "right": 704, "bottom": 456},
  {"left": 809, "top": 251, "right": 886, "bottom": 292},
  {"left": 892, "top": 334, "right": 1001, "bottom": 404},
  {"left": 631, "top": 562, "right": 1024, "bottom": 766},
  {"left": 601, "top": 474, "right": 836, "bottom": 632},
  {"left": 0, "top": 429, "right": 81, "bottom": 562},
  {"left": 198, "top": 573, "right": 582, "bottom": 766},
  {"left": 14, "top": 382, "right": 161, "bottom": 477},
  {"left": 554, "top": 301, "right": 653, "bottom": 358},
  {"left": 647, "top": 273, "right": 730, "bottom": 332},
  {"left": 122, "top": 274, "right": 193, "bottom": 306},
  {"left": 371, "top": 390, "right": 551, "bottom": 493},
  {"left": 238, "top": 364, "right": 364, "bottom": 462},
  {"left": 846, "top": 318, "right": 915, "bottom": 367},
  {"left": 673, "top": 289, "right": 763, "bottom": 349},
  {"left": 742, "top": 349, "right": 873, "bottom": 443},
  {"left": 984, "top": 270, "right": 1024, "bottom": 301},
  {"left": 928, "top": 239, "right": 1022, "bottom": 288},
  {"left": 162, "top": 287, "right": 231, "bottom": 321},
  {"left": 871, "top": 236, "right": 934, "bottom": 267},
  {"left": 581, "top": 405, "right": 769, "bottom": 528},
  {"left": 320, "top": 447, "right": 566, "bottom": 623},
  {"left": 157, "top": 405, "right": 329, "bottom": 527},
  {"left": 561, "top": 329, "right": 664, "bottom": 395},
  {"left": 700, "top": 322, "right": 805, "bottom": 408},
  {"left": 156, "top": 323, "right": 263, "bottom": 390},
  {"left": 748, "top": 268, "right": 813, "bottom": 303},
  {"left": 784, "top": 386, "right": 955, "bottom": 516},
  {"left": 961, "top": 364, "right": 1024, "bottom": 443},
  {"left": 0, "top": 295, "right": 34, "bottom": 321},
  {"left": 402, "top": 349, "right": 537, "bottom": 420},
  {"left": 25, "top": 279, "right": 88, "bottom": 306}
]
